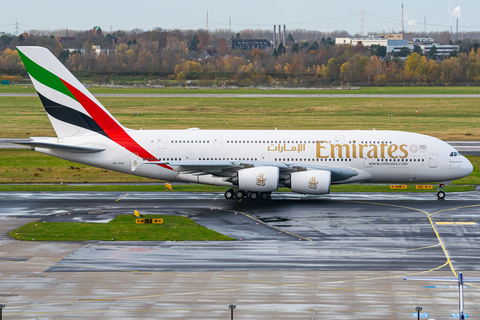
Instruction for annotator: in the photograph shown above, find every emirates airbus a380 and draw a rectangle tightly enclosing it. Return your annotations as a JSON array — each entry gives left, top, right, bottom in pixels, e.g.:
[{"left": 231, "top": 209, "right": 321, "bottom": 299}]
[{"left": 14, "top": 46, "right": 473, "bottom": 200}]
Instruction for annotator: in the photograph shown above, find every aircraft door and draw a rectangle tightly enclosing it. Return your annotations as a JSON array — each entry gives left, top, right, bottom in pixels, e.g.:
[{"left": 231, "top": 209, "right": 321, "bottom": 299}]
[
  {"left": 158, "top": 135, "right": 167, "bottom": 149},
  {"left": 185, "top": 153, "right": 195, "bottom": 161},
  {"left": 429, "top": 153, "right": 438, "bottom": 168},
  {"left": 214, "top": 135, "right": 223, "bottom": 149},
  {"left": 261, "top": 153, "right": 270, "bottom": 161}
]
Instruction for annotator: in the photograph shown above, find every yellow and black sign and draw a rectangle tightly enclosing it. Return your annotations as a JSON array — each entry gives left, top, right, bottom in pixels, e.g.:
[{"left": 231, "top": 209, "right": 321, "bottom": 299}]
[
  {"left": 390, "top": 185, "right": 407, "bottom": 189},
  {"left": 416, "top": 185, "right": 433, "bottom": 190},
  {"left": 136, "top": 218, "right": 163, "bottom": 224}
]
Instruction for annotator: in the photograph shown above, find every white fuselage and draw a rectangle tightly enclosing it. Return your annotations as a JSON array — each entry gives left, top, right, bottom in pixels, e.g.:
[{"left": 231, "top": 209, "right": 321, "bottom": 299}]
[{"left": 35, "top": 129, "right": 473, "bottom": 187}]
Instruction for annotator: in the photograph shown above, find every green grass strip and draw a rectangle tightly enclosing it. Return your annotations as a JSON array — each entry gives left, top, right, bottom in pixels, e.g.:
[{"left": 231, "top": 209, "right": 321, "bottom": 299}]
[{"left": 10, "top": 215, "right": 234, "bottom": 241}]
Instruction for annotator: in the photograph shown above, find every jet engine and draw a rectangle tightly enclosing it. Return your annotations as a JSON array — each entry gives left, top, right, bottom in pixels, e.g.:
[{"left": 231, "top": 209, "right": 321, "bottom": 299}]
[
  {"left": 285, "top": 170, "right": 331, "bottom": 194},
  {"left": 232, "top": 167, "right": 279, "bottom": 192}
]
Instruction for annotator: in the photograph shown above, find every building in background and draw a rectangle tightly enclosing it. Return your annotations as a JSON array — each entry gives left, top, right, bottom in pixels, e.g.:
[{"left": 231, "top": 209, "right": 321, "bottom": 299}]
[
  {"left": 376, "top": 33, "right": 414, "bottom": 41},
  {"left": 232, "top": 39, "right": 271, "bottom": 50},
  {"left": 55, "top": 36, "right": 77, "bottom": 43},
  {"left": 336, "top": 36, "right": 411, "bottom": 54},
  {"left": 68, "top": 45, "right": 115, "bottom": 56},
  {"left": 335, "top": 34, "right": 458, "bottom": 56},
  {"left": 92, "top": 26, "right": 102, "bottom": 36}
]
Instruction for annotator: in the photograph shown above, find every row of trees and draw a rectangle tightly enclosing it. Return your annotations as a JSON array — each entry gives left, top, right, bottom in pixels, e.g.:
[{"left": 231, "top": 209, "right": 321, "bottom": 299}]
[{"left": 1, "top": 27, "right": 480, "bottom": 85}]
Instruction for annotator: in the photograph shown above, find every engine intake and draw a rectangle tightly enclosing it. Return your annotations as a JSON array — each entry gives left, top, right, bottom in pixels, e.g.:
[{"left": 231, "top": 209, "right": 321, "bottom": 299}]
[
  {"left": 233, "top": 167, "right": 279, "bottom": 192},
  {"left": 285, "top": 170, "right": 331, "bottom": 195}
]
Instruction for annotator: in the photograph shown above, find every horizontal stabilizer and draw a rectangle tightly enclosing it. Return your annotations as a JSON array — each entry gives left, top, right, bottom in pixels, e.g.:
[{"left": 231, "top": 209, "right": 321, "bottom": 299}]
[{"left": 11, "top": 140, "right": 105, "bottom": 153}]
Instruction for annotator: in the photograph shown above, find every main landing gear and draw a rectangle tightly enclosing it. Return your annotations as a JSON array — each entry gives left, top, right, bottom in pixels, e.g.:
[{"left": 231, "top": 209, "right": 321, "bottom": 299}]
[
  {"left": 437, "top": 183, "right": 446, "bottom": 200},
  {"left": 224, "top": 188, "right": 271, "bottom": 200}
]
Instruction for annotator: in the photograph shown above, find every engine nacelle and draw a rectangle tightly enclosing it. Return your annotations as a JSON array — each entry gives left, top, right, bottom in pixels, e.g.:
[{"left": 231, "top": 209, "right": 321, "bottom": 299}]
[
  {"left": 233, "top": 167, "right": 279, "bottom": 192},
  {"left": 285, "top": 170, "right": 331, "bottom": 195}
]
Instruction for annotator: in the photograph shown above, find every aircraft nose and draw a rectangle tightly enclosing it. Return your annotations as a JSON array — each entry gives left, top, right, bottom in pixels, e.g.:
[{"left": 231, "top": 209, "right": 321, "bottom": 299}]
[{"left": 464, "top": 157, "right": 473, "bottom": 176}]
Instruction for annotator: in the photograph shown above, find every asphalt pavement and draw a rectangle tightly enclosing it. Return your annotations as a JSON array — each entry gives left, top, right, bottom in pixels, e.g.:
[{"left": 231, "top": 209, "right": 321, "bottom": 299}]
[{"left": 1, "top": 191, "right": 480, "bottom": 319}]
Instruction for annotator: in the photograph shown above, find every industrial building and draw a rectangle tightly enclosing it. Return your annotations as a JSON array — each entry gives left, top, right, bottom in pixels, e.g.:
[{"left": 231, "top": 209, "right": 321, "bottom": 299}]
[
  {"left": 419, "top": 43, "right": 460, "bottom": 56},
  {"left": 231, "top": 39, "right": 271, "bottom": 50},
  {"left": 335, "top": 34, "right": 459, "bottom": 57},
  {"left": 335, "top": 36, "right": 410, "bottom": 54}
]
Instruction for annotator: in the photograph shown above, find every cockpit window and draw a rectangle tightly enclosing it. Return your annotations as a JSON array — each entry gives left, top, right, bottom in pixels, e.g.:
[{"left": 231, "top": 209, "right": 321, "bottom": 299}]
[{"left": 449, "top": 151, "right": 461, "bottom": 157}]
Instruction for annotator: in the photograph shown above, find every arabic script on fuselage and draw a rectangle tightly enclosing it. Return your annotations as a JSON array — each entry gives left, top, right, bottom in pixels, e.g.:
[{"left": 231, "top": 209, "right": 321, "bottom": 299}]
[{"left": 266, "top": 141, "right": 423, "bottom": 159}]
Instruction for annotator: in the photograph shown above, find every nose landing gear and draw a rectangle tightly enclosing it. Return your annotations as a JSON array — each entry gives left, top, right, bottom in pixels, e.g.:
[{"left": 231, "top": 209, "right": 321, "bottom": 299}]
[
  {"left": 437, "top": 190, "right": 446, "bottom": 200},
  {"left": 437, "top": 183, "right": 446, "bottom": 200}
]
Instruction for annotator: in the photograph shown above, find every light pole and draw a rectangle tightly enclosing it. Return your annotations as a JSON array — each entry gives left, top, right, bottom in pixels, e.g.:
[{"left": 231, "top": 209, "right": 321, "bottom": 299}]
[
  {"left": 404, "top": 272, "right": 480, "bottom": 320},
  {"left": 229, "top": 304, "right": 236, "bottom": 320},
  {"left": 415, "top": 306, "right": 422, "bottom": 320},
  {"left": 0, "top": 304, "right": 5, "bottom": 320}
]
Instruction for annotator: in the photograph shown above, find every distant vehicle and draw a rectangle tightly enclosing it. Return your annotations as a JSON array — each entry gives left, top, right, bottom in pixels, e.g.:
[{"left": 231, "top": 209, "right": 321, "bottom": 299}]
[{"left": 15, "top": 46, "right": 473, "bottom": 200}]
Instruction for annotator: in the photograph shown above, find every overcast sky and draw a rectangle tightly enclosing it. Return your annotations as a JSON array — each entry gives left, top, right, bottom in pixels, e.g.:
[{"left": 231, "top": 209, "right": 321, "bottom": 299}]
[{"left": 2, "top": 0, "right": 479, "bottom": 35}]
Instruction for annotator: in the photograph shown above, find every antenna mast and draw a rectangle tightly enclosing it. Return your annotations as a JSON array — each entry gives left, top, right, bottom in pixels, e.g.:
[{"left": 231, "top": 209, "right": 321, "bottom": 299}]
[
  {"left": 424, "top": 16, "right": 426, "bottom": 35},
  {"left": 205, "top": 11, "right": 208, "bottom": 31}
]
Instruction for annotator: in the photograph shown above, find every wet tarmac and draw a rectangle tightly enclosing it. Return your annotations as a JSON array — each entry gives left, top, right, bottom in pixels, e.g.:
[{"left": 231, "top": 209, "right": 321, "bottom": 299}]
[
  {"left": 1, "top": 191, "right": 480, "bottom": 319},
  {"left": 2, "top": 191, "right": 480, "bottom": 272}
]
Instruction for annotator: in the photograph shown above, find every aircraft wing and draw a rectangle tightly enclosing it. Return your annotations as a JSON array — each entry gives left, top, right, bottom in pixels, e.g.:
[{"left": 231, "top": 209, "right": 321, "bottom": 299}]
[{"left": 138, "top": 160, "right": 358, "bottom": 182}]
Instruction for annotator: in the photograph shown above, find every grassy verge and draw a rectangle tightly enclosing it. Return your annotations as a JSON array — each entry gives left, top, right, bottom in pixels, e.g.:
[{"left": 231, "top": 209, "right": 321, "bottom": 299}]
[
  {"left": 10, "top": 214, "right": 235, "bottom": 241},
  {"left": 0, "top": 184, "right": 473, "bottom": 193},
  {"left": 2, "top": 85, "right": 480, "bottom": 95},
  {"left": 2, "top": 96, "right": 480, "bottom": 140},
  {"left": 0, "top": 149, "right": 151, "bottom": 183}
]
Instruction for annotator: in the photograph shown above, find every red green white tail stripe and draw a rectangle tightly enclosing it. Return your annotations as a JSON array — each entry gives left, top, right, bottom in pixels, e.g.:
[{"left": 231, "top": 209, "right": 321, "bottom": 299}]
[{"left": 17, "top": 46, "right": 172, "bottom": 170}]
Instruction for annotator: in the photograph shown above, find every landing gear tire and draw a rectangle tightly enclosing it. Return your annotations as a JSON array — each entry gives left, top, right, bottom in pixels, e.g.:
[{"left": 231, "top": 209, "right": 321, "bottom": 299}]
[
  {"left": 437, "top": 190, "right": 446, "bottom": 200},
  {"left": 236, "top": 190, "right": 245, "bottom": 199},
  {"left": 260, "top": 192, "right": 269, "bottom": 200},
  {"left": 225, "top": 189, "right": 234, "bottom": 199},
  {"left": 250, "top": 192, "right": 258, "bottom": 200}
]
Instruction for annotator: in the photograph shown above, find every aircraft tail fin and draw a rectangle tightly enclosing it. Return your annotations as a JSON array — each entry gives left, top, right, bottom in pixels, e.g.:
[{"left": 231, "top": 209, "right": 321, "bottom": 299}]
[{"left": 17, "top": 46, "right": 125, "bottom": 139}]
